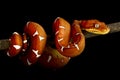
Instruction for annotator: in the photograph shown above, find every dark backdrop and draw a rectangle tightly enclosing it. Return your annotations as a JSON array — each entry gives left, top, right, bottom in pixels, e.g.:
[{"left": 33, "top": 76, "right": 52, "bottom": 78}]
[{"left": 0, "top": 15, "right": 120, "bottom": 79}]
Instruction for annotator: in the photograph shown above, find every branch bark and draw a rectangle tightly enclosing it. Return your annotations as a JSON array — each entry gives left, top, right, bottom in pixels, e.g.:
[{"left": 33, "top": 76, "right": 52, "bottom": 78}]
[{"left": 0, "top": 22, "right": 120, "bottom": 50}]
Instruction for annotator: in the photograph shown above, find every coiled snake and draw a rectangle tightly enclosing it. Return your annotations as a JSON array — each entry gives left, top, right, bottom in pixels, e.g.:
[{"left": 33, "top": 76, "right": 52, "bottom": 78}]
[{"left": 6, "top": 17, "right": 110, "bottom": 69}]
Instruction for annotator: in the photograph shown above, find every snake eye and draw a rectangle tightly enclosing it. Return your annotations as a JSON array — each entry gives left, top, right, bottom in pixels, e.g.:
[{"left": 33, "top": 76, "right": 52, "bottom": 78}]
[{"left": 94, "top": 23, "right": 100, "bottom": 28}]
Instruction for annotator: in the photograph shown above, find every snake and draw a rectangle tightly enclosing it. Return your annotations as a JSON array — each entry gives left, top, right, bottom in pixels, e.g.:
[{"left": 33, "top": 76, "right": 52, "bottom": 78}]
[{"left": 6, "top": 17, "right": 110, "bottom": 68}]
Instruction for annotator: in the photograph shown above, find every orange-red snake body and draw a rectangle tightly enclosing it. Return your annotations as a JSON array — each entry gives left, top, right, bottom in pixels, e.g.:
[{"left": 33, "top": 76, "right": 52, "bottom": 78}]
[{"left": 6, "top": 17, "right": 110, "bottom": 68}]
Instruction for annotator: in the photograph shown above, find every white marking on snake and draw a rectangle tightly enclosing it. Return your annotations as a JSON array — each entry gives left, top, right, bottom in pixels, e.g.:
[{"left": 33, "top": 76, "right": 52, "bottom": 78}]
[
  {"left": 76, "top": 33, "right": 80, "bottom": 35},
  {"left": 22, "top": 49, "right": 25, "bottom": 52},
  {"left": 66, "top": 45, "right": 70, "bottom": 48},
  {"left": 47, "top": 55, "right": 52, "bottom": 63},
  {"left": 26, "top": 21, "right": 30, "bottom": 27},
  {"left": 27, "top": 58, "right": 32, "bottom": 65},
  {"left": 68, "top": 57, "right": 71, "bottom": 60},
  {"left": 33, "top": 31, "right": 39, "bottom": 36},
  {"left": 9, "top": 39, "right": 11, "bottom": 41},
  {"left": 13, "top": 45, "right": 21, "bottom": 50},
  {"left": 59, "top": 26, "right": 65, "bottom": 29},
  {"left": 55, "top": 31, "right": 59, "bottom": 35},
  {"left": 54, "top": 17, "right": 60, "bottom": 23},
  {"left": 7, "top": 51, "right": 10, "bottom": 56},
  {"left": 32, "top": 49, "right": 41, "bottom": 58},
  {"left": 39, "top": 36, "right": 44, "bottom": 41},
  {"left": 13, "top": 32, "right": 19, "bottom": 35},
  {"left": 61, "top": 46, "right": 64, "bottom": 52},
  {"left": 23, "top": 40, "right": 27, "bottom": 43},
  {"left": 58, "top": 38, "right": 63, "bottom": 42},
  {"left": 74, "top": 43, "right": 79, "bottom": 50}
]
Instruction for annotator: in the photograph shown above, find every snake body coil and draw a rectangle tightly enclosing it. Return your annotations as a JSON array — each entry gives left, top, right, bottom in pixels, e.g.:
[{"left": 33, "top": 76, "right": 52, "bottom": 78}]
[{"left": 6, "top": 17, "right": 110, "bottom": 68}]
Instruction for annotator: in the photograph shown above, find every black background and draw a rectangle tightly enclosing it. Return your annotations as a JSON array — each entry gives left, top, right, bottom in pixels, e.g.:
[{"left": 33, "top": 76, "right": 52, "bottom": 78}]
[{"left": 0, "top": 15, "right": 120, "bottom": 79}]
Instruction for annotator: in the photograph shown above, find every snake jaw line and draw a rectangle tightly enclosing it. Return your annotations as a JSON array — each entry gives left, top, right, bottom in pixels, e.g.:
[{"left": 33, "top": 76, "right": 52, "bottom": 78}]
[{"left": 85, "top": 26, "right": 110, "bottom": 35}]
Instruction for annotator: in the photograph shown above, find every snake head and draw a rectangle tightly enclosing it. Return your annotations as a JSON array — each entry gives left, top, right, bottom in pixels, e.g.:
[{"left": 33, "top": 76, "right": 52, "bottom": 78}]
[{"left": 80, "top": 19, "right": 110, "bottom": 34}]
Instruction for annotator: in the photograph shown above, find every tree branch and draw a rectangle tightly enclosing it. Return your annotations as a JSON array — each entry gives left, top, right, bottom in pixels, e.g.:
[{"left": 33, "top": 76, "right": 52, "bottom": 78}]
[{"left": 0, "top": 22, "right": 120, "bottom": 50}]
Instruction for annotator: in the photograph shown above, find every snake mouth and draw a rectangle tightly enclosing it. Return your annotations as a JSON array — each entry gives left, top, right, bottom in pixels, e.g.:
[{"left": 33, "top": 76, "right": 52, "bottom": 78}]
[{"left": 84, "top": 26, "right": 110, "bottom": 35}]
